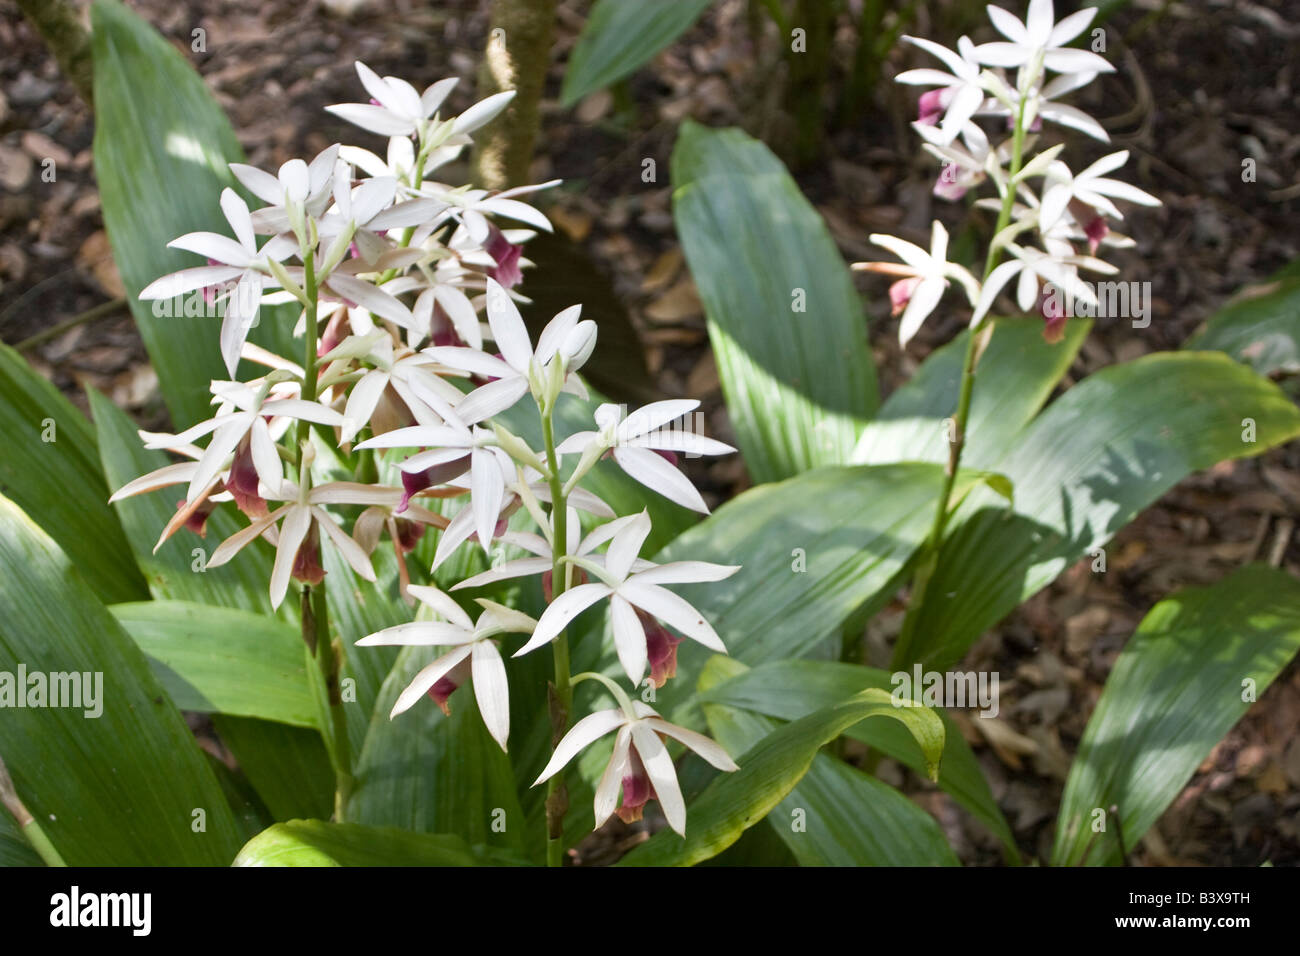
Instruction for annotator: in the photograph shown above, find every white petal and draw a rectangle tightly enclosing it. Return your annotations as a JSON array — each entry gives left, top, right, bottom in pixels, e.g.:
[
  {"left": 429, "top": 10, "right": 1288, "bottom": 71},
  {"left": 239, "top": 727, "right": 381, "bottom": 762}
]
[
  {"left": 325, "top": 103, "right": 414, "bottom": 137},
  {"left": 470, "top": 446, "right": 506, "bottom": 553},
  {"left": 342, "top": 369, "right": 390, "bottom": 444},
  {"left": 168, "top": 231, "right": 252, "bottom": 267},
  {"left": 631, "top": 723, "right": 686, "bottom": 835},
  {"left": 407, "top": 583, "right": 476, "bottom": 628},
  {"left": 514, "top": 583, "right": 611, "bottom": 657},
  {"left": 269, "top": 504, "right": 312, "bottom": 609},
  {"left": 484, "top": 278, "right": 534, "bottom": 370},
  {"left": 452, "top": 90, "right": 516, "bottom": 135},
  {"left": 610, "top": 594, "right": 648, "bottom": 687},
  {"left": 454, "top": 376, "right": 529, "bottom": 425},
  {"left": 898, "top": 276, "right": 944, "bottom": 346},
  {"left": 139, "top": 265, "right": 241, "bottom": 299},
  {"left": 390, "top": 645, "right": 473, "bottom": 718},
  {"left": 1042, "top": 47, "right": 1114, "bottom": 75},
  {"left": 644, "top": 718, "right": 739, "bottom": 771},
  {"left": 220, "top": 189, "right": 256, "bottom": 252},
  {"left": 617, "top": 398, "right": 699, "bottom": 442},
  {"left": 471, "top": 640, "right": 511, "bottom": 750},
  {"left": 604, "top": 510, "right": 652, "bottom": 581},
  {"left": 612, "top": 446, "right": 709, "bottom": 514},
  {"left": 532, "top": 706, "right": 626, "bottom": 785},
  {"left": 593, "top": 727, "right": 633, "bottom": 827},
  {"left": 620, "top": 581, "right": 726, "bottom": 652},
  {"left": 630, "top": 561, "right": 740, "bottom": 586},
  {"left": 985, "top": 5, "right": 1028, "bottom": 43},
  {"left": 1048, "top": 7, "right": 1096, "bottom": 46},
  {"left": 971, "top": 259, "right": 1023, "bottom": 325}
]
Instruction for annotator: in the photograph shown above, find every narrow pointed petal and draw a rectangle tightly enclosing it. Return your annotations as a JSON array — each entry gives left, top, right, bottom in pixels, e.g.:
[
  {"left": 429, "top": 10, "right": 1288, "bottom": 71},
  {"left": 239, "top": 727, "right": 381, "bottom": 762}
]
[
  {"left": 631, "top": 723, "right": 686, "bottom": 835},
  {"left": 620, "top": 582, "right": 726, "bottom": 652},
  {"left": 533, "top": 707, "right": 625, "bottom": 785},
  {"left": 514, "top": 583, "right": 611, "bottom": 656}
]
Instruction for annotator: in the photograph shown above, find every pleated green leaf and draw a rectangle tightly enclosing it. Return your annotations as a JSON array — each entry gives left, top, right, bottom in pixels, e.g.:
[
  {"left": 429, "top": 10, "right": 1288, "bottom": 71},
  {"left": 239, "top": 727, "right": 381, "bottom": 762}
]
[
  {"left": 1053, "top": 564, "right": 1300, "bottom": 866},
  {"left": 700, "top": 658, "right": 1018, "bottom": 860},
  {"left": 233, "top": 820, "right": 528, "bottom": 866},
  {"left": 853, "top": 318, "right": 1090, "bottom": 468},
  {"left": 111, "top": 601, "right": 316, "bottom": 727},
  {"left": 0, "top": 344, "right": 146, "bottom": 604},
  {"left": 617, "top": 675, "right": 943, "bottom": 866},
  {"left": 704, "top": 697, "right": 959, "bottom": 866},
  {"left": 92, "top": 0, "right": 297, "bottom": 427},
  {"left": 0, "top": 493, "right": 242, "bottom": 864},
  {"left": 904, "top": 352, "right": 1300, "bottom": 671},
  {"left": 561, "top": 0, "right": 713, "bottom": 106},
  {"left": 672, "top": 121, "right": 879, "bottom": 483}
]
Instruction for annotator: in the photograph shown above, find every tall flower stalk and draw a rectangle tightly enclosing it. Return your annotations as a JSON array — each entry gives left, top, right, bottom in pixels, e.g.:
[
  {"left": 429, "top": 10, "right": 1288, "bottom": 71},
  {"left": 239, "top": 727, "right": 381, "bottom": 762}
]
[{"left": 851, "top": 0, "right": 1159, "bottom": 667}]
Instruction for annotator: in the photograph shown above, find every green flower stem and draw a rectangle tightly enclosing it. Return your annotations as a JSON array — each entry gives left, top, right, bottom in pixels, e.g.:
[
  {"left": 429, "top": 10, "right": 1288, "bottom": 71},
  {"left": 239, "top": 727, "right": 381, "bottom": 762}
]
[
  {"left": 540, "top": 406, "right": 573, "bottom": 867},
  {"left": 297, "top": 248, "right": 354, "bottom": 818},
  {"left": 0, "top": 756, "right": 66, "bottom": 866},
  {"left": 893, "top": 90, "right": 1029, "bottom": 670}
]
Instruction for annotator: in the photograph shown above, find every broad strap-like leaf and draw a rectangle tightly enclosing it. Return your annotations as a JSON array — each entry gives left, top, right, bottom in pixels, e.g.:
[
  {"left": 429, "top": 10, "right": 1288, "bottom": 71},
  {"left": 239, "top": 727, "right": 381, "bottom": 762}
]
[
  {"left": 111, "top": 600, "right": 317, "bottom": 727},
  {"left": 233, "top": 819, "right": 528, "bottom": 866},
  {"left": 1053, "top": 564, "right": 1300, "bottom": 866},
  {"left": 854, "top": 318, "right": 1090, "bottom": 468},
  {"left": 92, "top": 0, "right": 298, "bottom": 426},
  {"left": 1184, "top": 262, "right": 1300, "bottom": 385},
  {"left": 904, "top": 352, "right": 1300, "bottom": 671},
  {"left": 638, "top": 462, "right": 956, "bottom": 729},
  {"left": 561, "top": 0, "right": 713, "bottom": 106},
  {"left": 700, "top": 658, "right": 1018, "bottom": 860},
  {"left": 700, "top": 658, "right": 959, "bottom": 866},
  {"left": 671, "top": 121, "right": 879, "bottom": 482},
  {"left": 0, "top": 493, "right": 242, "bottom": 864},
  {"left": 617, "top": 677, "right": 943, "bottom": 866},
  {"left": 0, "top": 344, "right": 146, "bottom": 604}
]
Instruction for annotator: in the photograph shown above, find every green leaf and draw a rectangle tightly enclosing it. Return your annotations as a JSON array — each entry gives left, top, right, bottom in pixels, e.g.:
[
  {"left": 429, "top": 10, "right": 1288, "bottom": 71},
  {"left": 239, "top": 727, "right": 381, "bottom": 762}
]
[
  {"left": 1053, "top": 564, "right": 1300, "bottom": 866},
  {"left": 853, "top": 317, "right": 1090, "bottom": 468},
  {"left": 646, "top": 463, "right": 951, "bottom": 713},
  {"left": 0, "top": 344, "right": 146, "bottom": 604},
  {"left": 110, "top": 601, "right": 316, "bottom": 727},
  {"left": 212, "top": 717, "right": 334, "bottom": 822},
  {"left": 671, "top": 121, "right": 879, "bottom": 482},
  {"left": 904, "top": 352, "right": 1300, "bottom": 671},
  {"left": 233, "top": 820, "right": 527, "bottom": 866},
  {"left": 348, "top": 646, "right": 526, "bottom": 853},
  {"left": 617, "top": 675, "right": 943, "bottom": 866},
  {"left": 213, "top": 717, "right": 333, "bottom": 822},
  {"left": 1185, "top": 266, "right": 1300, "bottom": 384},
  {"left": 561, "top": 0, "right": 713, "bottom": 106},
  {"left": 0, "top": 493, "right": 242, "bottom": 864},
  {"left": 91, "top": 0, "right": 297, "bottom": 427},
  {"left": 705, "top": 703, "right": 959, "bottom": 866},
  {"left": 700, "top": 658, "right": 1018, "bottom": 860}
]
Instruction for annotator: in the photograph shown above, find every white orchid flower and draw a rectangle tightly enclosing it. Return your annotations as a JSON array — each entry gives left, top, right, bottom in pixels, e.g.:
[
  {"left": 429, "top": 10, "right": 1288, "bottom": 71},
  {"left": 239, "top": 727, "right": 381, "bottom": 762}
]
[
  {"left": 1039, "top": 151, "right": 1160, "bottom": 232},
  {"left": 895, "top": 35, "right": 987, "bottom": 146},
  {"left": 971, "top": 241, "right": 1118, "bottom": 326},
  {"left": 975, "top": 0, "right": 1114, "bottom": 75},
  {"left": 556, "top": 400, "right": 734, "bottom": 514},
  {"left": 138, "top": 189, "right": 298, "bottom": 376},
  {"left": 534, "top": 699, "right": 737, "bottom": 835},
  {"left": 424, "top": 278, "right": 596, "bottom": 423},
  {"left": 853, "top": 221, "right": 982, "bottom": 345},
  {"left": 206, "top": 480, "right": 383, "bottom": 609},
  {"left": 355, "top": 585, "right": 536, "bottom": 751},
  {"left": 515, "top": 511, "right": 739, "bottom": 687}
]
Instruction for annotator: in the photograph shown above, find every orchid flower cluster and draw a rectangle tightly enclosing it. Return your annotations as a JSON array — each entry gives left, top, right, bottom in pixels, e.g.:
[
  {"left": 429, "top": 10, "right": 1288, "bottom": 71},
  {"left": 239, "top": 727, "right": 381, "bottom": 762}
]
[
  {"left": 855, "top": 0, "right": 1160, "bottom": 345},
  {"left": 109, "top": 62, "right": 740, "bottom": 846}
]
